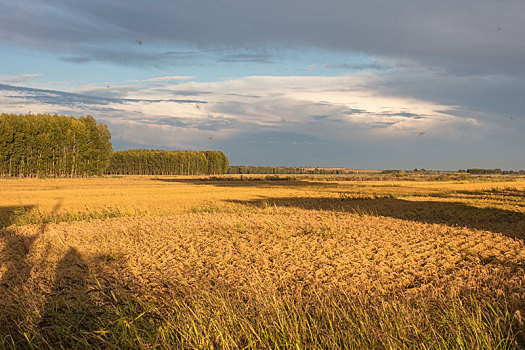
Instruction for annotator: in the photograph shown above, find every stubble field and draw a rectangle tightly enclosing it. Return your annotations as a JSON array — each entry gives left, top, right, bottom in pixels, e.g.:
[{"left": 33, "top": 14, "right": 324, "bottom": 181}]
[{"left": 1, "top": 174, "right": 524, "bottom": 349}]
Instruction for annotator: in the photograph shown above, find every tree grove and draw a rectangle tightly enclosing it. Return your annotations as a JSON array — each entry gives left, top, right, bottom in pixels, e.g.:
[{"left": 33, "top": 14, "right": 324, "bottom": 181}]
[
  {"left": 1, "top": 113, "right": 229, "bottom": 177},
  {"left": 105, "top": 149, "right": 228, "bottom": 175},
  {"left": 0, "top": 113, "right": 113, "bottom": 177}
]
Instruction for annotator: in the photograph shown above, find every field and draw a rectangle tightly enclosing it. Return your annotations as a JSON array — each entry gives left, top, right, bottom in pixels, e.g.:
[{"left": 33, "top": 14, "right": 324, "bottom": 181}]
[{"left": 1, "top": 174, "right": 525, "bottom": 349}]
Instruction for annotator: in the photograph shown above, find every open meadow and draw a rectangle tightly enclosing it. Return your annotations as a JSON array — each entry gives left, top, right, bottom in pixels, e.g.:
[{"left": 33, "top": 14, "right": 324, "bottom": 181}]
[{"left": 1, "top": 174, "right": 525, "bottom": 349}]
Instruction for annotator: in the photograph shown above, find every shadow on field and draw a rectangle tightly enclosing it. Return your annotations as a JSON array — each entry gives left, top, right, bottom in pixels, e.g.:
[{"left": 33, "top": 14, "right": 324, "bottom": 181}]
[
  {"left": 460, "top": 188, "right": 525, "bottom": 199},
  {"left": 0, "top": 226, "right": 40, "bottom": 339},
  {"left": 36, "top": 248, "right": 133, "bottom": 348},
  {"left": 0, "top": 203, "right": 47, "bottom": 299},
  {"left": 154, "top": 177, "right": 337, "bottom": 188},
  {"left": 1, "top": 202, "right": 53, "bottom": 340},
  {"left": 228, "top": 197, "right": 525, "bottom": 241},
  {"left": 0, "top": 202, "right": 139, "bottom": 347},
  {"left": 0, "top": 205, "right": 35, "bottom": 228}
]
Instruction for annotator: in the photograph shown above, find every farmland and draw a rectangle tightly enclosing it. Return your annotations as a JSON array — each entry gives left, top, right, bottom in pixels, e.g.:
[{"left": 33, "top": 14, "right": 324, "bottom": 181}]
[{"left": 1, "top": 174, "right": 525, "bottom": 348}]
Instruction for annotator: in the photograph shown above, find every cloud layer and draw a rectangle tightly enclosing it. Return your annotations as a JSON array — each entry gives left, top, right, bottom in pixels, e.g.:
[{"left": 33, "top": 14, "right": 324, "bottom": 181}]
[
  {"left": 2, "top": 0, "right": 524, "bottom": 76},
  {"left": 1, "top": 1, "right": 524, "bottom": 168},
  {"left": 4, "top": 67, "right": 523, "bottom": 168}
]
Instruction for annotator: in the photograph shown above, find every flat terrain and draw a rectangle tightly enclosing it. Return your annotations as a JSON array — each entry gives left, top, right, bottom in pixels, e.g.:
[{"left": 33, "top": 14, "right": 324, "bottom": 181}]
[{"left": 1, "top": 175, "right": 524, "bottom": 348}]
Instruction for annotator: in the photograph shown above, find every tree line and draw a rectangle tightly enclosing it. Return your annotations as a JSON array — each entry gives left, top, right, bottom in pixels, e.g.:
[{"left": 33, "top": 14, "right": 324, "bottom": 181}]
[
  {"left": 227, "top": 166, "right": 352, "bottom": 175},
  {"left": 461, "top": 168, "right": 525, "bottom": 175},
  {"left": 0, "top": 113, "right": 113, "bottom": 177},
  {"left": 1, "top": 113, "right": 229, "bottom": 177},
  {"left": 105, "top": 149, "right": 228, "bottom": 175}
]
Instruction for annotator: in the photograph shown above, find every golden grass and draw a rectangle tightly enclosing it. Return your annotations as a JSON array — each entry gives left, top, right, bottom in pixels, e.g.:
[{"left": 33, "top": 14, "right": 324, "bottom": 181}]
[{"left": 1, "top": 175, "right": 525, "bottom": 348}]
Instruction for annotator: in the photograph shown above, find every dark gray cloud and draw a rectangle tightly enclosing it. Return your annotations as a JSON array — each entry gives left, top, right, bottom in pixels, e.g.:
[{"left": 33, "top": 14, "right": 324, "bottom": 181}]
[
  {"left": 60, "top": 56, "right": 92, "bottom": 64},
  {"left": 140, "top": 88, "right": 211, "bottom": 97},
  {"left": 143, "top": 115, "right": 238, "bottom": 131},
  {"left": 214, "top": 131, "right": 328, "bottom": 166},
  {"left": 218, "top": 53, "right": 274, "bottom": 64},
  {"left": 325, "top": 63, "right": 385, "bottom": 70},
  {"left": 369, "top": 70, "right": 525, "bottom": 121},
  {"left": 0, "top": 84, "right": 207, "bottom": 107},
  {"left": 60, "top": 49, "right": 200, "bottom": 68},
  {"left": 223, "top": 93, "right": 261, "bottom": 98},
  {"left": 341, "top": 107, "right": 428, "bottom": 120},
  {"left": 2, "top": 0, "right": 524, "bottom": 76},
  {"left": 103, "top": 116, "right": 525, "bottom": 169},
  {"left": 212, "top": 127, "right": 525, "bottom": 169},
  {"left": 368, "top": 121, "right": 399, "bottom": 129},
  {"left": 1, "top": 83, "right": 115, "bottom": 106},
  {"left": 381, "top": 112, "right": 426, "bottom": 120},
  {"left": 344, "top": 108, "right": 368, "bottom": 115}
]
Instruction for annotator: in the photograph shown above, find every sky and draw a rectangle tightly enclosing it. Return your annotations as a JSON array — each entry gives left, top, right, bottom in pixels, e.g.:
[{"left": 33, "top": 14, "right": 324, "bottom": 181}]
[{"left": 1, "top": 0, "right": 524, "bottom": 169}]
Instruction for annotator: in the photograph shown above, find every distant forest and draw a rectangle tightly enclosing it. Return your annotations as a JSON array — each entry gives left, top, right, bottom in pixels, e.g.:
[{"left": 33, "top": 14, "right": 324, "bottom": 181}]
[
  {"left": 106, "top": 149, "right": 228, "bottom": 175},
  {"left": 0, "top": 113, "right": 112, "bottom": 177},
  {"left": 0, "top": 113, "right": 229, "bottom": 177},
  {"left": 461, "top": 168, "right": 525, "bottom": 175},
  {"left": 227, "top": 166, "right": 354, "bottom": 175},
  {"left": 383, "top": 169, "right": 525, "bottom": 175}
]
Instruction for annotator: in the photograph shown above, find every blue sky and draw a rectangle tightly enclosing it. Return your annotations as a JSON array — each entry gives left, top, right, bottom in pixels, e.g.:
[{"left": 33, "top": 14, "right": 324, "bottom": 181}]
[{"left": 1, "top": 0, "right": 524, "bottom": 169}]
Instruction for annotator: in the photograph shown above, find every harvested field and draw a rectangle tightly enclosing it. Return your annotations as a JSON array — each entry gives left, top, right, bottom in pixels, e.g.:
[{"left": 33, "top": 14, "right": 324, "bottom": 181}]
[{"left": 1, "top": 175, "right": 524, "bottom": 348}]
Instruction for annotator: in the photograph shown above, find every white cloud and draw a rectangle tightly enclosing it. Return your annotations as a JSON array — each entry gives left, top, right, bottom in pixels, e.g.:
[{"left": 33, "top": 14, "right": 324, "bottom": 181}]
[
  {"left": 2, "top": 68, "right": 524, "bottom": 168},
  {"left": 0, "top": 73, "right": 43, "bottom": 84},
  {"left": 0, "top": 72, "right": 476, "bottom": 149}
]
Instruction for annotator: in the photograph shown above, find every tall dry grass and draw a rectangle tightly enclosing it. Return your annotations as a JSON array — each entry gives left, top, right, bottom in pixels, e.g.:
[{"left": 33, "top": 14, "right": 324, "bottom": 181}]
[{"left": 0, "top": 175, "right": 524, "bottom": 348}]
